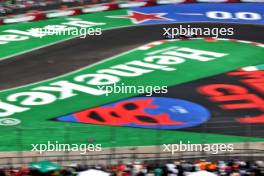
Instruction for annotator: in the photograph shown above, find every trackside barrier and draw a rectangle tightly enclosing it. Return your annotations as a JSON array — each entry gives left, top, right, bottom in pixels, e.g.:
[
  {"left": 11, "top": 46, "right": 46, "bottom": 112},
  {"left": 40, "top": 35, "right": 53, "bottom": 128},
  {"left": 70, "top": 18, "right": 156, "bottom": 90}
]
[
  {"left": 81, "top": 2, "right": 119, "bottom": 14},
  {"left": 32, "top": 12, "right": 46, "bottom": 21},
  {"left": 2, "top": 12, "right": 46, "bottom": 24},
  {"left": 0, "top": 148, "right": 263, "bottom": 166},
  {"left": 1, "top": 0, "right": 263, "bottom": 25},
  {"left": 118, "top": 0, "right": 156, "bottom": 8},
  {"left": 46, "top": 8, "right": 82, "bottom": 18},
  {"left": 2, "top": 15, "right": 37, "bottom": 24}
]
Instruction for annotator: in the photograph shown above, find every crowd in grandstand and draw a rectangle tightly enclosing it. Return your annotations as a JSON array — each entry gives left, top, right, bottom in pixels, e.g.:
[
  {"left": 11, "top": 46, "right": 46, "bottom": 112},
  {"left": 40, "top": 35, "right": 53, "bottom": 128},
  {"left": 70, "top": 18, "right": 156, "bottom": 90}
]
[{"left": 0, "top": 159, "right": 263, "bottom": 176}]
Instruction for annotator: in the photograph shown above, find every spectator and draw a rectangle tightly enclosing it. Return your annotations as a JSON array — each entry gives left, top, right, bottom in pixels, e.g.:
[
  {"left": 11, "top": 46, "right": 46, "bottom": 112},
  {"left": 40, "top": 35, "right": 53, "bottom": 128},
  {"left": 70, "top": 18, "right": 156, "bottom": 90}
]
[
  {"left": 153, "top": 164, "right": 162, "bottom": 176},
  {"left": 0, "top": 159, "right": 263, "bottom": 176}
]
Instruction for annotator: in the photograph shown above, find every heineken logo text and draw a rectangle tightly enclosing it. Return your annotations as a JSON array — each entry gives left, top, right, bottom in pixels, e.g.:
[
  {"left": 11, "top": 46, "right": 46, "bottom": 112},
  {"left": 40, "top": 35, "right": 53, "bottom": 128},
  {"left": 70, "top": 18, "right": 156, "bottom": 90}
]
[{"left": 0, "top": 46, "right": 227, "bottom": 118}]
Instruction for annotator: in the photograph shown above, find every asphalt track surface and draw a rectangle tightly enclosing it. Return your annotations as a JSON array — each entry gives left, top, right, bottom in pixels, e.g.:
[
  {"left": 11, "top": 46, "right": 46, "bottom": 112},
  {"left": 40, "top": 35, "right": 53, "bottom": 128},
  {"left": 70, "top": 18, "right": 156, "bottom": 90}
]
[{"left": 0, "top": 23, "right": 264, "bottom": 90}]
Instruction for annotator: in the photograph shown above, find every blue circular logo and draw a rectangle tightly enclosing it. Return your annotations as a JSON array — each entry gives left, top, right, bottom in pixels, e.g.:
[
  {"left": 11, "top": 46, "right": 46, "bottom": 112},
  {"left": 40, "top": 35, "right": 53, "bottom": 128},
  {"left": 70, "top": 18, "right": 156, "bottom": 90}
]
[{"left": 103, "top": 97, "right": 211, "bottom": 129}]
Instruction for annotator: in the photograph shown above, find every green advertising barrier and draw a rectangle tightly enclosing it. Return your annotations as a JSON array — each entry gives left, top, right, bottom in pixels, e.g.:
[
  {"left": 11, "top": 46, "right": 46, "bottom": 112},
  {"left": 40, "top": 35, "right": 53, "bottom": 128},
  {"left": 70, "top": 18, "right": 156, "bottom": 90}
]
[{"left": 0, "top": 38, "right": 263, "bottom": 151}]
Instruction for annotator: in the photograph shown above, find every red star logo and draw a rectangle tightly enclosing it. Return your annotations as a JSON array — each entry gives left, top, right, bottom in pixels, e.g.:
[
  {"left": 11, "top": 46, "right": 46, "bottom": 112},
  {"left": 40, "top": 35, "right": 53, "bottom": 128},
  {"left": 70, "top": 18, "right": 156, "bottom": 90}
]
[{"left": 108, "top": 11, "right": 173, "bottom": 24}]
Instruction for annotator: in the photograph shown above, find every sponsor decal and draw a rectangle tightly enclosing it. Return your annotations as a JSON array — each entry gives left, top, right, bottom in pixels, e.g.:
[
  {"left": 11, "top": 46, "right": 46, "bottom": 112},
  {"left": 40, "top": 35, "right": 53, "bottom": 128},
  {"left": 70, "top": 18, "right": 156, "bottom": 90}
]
[
  {"left": 56, "top": 97, "right": 210, "bottom": 129},
  {"left": 55, "top": 66, "right": 264, "bottom": 137},
  {"left": 107, "top": 11, "right": 173, "bottom": 24},
  {"left": 132, "top": 3, "right": 264, "bottom": 25},
  {"left": 0, "top": 38, "right": 263, "bottom": 122},
  {"left": 198, "top": 68, "right": 264, "bottom": 124},
  {"left": 0, "top": 39, "right": 263, "bottom": 150},
  {"left": 0, "top": 39, "right": 233, "bottom": 119},
  {"left": 146, "top": 66, "right": 264, "bottom": 137}
]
